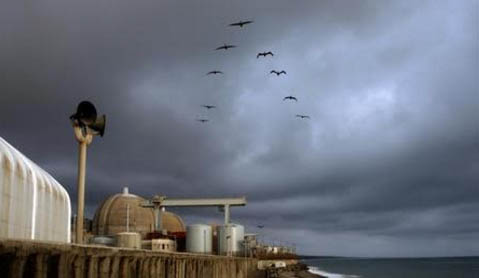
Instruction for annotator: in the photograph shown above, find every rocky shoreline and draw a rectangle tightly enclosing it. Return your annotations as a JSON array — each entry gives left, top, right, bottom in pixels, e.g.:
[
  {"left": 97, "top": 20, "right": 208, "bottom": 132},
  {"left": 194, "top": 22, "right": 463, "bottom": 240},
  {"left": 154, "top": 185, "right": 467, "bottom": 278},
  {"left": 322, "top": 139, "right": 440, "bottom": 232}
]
[{"left": 266, "top": 263, "right": 326, "bottom": 278}]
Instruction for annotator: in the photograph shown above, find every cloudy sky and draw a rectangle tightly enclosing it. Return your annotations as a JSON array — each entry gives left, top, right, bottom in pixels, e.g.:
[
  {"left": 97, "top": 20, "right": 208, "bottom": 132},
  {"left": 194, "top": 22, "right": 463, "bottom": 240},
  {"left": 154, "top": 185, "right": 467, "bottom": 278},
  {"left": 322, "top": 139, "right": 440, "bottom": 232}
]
[{"left": 1, "top": 0, "right": 478, "bottom": 257}]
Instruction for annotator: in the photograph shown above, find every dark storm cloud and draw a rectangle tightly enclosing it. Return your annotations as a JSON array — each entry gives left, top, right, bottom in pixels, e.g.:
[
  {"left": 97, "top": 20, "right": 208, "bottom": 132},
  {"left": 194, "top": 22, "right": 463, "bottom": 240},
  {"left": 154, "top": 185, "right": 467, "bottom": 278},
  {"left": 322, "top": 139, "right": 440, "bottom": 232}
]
[{"left": 1, "top": 0, "right": 478, "bottom": 256}]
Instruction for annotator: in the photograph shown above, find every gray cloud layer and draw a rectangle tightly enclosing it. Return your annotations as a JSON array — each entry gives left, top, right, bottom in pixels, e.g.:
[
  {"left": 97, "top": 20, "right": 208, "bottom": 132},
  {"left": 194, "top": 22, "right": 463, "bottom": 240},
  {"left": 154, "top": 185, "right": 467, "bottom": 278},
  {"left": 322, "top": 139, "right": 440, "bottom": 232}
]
[{"left": 1, "top": 0, "right": 478, "bottom": 256}]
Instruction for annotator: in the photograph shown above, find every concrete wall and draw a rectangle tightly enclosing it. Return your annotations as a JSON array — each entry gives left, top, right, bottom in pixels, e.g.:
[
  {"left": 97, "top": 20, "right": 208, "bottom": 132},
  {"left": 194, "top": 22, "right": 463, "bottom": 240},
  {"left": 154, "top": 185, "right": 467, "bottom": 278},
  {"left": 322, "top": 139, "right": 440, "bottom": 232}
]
[
  {"left": 0, "top": 239, "right": 263, "bottom": 278},
  {"left": 0, "top": 137, "right": 71, "bottom": 242}
]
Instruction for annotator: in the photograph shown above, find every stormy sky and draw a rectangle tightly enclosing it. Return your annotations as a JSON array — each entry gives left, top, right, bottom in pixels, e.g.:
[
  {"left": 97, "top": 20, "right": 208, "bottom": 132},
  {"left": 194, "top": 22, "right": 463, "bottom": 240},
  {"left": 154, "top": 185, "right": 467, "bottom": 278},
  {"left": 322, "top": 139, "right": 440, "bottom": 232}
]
[{"left": 1, "top": 0, "right": 478, "bottom": 257}]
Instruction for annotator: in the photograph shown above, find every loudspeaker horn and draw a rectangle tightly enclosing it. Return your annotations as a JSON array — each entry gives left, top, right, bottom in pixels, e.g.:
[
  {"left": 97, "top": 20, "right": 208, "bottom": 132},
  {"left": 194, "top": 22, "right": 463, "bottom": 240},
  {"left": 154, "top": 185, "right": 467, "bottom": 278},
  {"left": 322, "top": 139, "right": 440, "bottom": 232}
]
[
  {"left": 71, "top": 101, "right": 97, "bottom": 126},
  {"left": 88, "top": 115, "right": 106, "bottom": 137}
]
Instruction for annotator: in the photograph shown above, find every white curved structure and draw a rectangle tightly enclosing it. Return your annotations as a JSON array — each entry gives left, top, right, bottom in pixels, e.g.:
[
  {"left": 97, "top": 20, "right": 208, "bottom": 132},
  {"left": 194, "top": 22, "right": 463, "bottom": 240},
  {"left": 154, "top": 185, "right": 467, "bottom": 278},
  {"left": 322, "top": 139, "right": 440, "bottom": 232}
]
[{"left": 0, "top": 137, "right": 71, "bottom": 242}]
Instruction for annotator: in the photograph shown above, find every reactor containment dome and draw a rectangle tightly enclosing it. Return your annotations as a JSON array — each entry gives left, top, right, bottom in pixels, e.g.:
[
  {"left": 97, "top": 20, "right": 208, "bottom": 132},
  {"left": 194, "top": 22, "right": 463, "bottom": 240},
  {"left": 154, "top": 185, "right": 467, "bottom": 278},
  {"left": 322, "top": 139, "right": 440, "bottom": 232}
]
[
  {"left": 92, "top": 188, "right": 185, "bottom": 237},
  {"left": 0, "top": 136, "right": 71, "bottom": 242}
]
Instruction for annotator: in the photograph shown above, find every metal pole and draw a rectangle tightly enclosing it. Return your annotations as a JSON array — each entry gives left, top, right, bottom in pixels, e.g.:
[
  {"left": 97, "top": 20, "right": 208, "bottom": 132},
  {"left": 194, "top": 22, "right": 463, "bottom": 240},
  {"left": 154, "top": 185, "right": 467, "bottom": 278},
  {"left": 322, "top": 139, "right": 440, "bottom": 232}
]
[
  {"left": 76, "top": 141, "right": 87, "bottom": 244},
  {"left": 154, "top": 206, "right": 163, "bottom": 232},
  {"left": 224, "top": 204, "right": 230, "bottom": 224},
  {"left": 126, "top": 204, "right": 130, "bottom": 232}
]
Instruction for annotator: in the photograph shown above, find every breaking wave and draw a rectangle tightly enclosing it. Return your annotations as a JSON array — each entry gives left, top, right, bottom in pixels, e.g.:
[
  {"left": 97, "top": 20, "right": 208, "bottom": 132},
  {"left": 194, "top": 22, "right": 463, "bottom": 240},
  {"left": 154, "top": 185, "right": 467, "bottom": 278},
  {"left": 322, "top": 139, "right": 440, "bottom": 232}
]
[{"left": 308, "top": 266, "right": 360, "bottom": 278}]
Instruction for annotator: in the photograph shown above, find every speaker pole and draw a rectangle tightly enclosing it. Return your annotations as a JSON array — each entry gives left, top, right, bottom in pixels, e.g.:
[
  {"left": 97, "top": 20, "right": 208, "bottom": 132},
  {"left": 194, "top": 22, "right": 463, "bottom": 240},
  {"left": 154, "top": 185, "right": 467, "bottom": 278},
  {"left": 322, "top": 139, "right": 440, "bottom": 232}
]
[
  {"left": 70, "top": 101, "right": 105, "bottom": 244},
  {"left": 73, "top": 126, "right": 92, "bottom": 244}
]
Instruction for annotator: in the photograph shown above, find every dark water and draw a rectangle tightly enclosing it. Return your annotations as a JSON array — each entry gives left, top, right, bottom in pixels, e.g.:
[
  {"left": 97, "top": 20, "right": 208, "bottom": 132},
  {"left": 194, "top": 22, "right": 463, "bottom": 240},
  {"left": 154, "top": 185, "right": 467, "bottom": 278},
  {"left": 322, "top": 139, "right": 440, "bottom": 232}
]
[{"left": 303, "top": 257, "right": 479, "bottom": 278}]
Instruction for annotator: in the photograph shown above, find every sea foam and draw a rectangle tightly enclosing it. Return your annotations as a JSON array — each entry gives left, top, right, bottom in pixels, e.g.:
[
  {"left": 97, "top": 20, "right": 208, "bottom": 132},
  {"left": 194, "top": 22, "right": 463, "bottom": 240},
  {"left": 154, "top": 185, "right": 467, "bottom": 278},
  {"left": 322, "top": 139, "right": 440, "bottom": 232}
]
[{"left": 308, "top": 266, "right": 360, "bottom": 278}]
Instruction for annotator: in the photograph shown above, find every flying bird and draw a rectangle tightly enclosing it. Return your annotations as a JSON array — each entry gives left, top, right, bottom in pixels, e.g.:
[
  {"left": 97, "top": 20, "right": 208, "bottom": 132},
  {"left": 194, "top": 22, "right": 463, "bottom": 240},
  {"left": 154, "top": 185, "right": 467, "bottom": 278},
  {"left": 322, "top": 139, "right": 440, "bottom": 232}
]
[
  {"left": 229, "top": 20, "right": 254, "bottom": 28},
  {"left": 196, "top": 119, "right": 209, "bottom": 123},
  {"left": 202, "top": 105, "right": 216, "bottom": 110},
  {"left": 207, "top": 70, "right": 223, "bottom": 75},
  {"left": 283, "top": 96, "right": 297, "bottom": 101},
  {"left": 296, "top": 115, "right": 310, "bottom": 119},
  {"left": 257, "top": 51, "right": 274, "bottom": 58},
  {"left": 257, "top": 225, "right": 265, "bottom": 229},
  {"left": 270, "top": 70, "right": 286, "bottom": 76},
  {"left": 215, "top": 44, "right": 236, "bottom": 50}
]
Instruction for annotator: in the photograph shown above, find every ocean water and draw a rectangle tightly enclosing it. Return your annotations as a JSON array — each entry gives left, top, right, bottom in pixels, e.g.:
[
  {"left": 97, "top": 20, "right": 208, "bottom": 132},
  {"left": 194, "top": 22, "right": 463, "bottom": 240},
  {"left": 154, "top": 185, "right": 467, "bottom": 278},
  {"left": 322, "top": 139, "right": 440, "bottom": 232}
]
[{"left": 303, "top": 257, "right": 479, "bottom": 278}]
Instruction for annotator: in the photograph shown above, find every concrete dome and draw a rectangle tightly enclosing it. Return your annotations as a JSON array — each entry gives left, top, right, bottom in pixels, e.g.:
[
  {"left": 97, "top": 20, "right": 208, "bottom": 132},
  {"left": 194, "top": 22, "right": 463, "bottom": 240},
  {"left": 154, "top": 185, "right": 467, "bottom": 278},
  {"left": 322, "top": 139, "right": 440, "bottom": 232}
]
[{"left": 92, "top": 188, "right": 185, "bottom": 237}]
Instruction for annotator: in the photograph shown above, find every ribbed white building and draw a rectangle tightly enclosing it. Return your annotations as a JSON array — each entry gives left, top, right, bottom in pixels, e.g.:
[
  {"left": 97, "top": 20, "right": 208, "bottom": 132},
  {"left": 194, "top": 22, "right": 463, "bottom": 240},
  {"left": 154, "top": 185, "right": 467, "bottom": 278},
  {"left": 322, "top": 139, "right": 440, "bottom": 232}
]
[{"left": 0, "top": 136, "right": 71, "bottom": 242}]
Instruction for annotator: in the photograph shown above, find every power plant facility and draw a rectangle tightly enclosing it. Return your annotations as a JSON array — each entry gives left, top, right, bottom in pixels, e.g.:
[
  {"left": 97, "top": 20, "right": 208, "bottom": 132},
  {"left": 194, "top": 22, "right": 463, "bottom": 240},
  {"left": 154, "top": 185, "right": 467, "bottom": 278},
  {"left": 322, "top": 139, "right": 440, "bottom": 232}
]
[
  {"left": 0, "top": 101, "right": 298, "bottom": 277},
  {"left": 0, "top": 133, "right": 297, "bottom": 259},
  {"left": 82, "top": 187, "right": 256, "bottom": 257}
]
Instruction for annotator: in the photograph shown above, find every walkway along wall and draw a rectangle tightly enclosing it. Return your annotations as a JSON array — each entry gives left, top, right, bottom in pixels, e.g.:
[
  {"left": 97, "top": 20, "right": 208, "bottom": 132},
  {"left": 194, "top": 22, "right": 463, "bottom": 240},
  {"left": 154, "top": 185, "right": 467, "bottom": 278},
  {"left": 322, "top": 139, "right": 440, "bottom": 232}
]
[{"left": 0, "top": 239, "right": 263, "bottom": 278}]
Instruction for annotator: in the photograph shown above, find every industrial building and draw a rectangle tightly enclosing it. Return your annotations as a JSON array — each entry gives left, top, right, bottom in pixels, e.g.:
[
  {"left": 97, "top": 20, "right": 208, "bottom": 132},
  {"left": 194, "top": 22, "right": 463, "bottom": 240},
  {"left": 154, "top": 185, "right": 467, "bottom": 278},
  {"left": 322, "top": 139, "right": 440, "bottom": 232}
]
[
  {"left": 0, "top": 135, "right": 296, "bottom": 260},
  {"left": 85, "top": 187, "right": 253, "bottom": 257}
]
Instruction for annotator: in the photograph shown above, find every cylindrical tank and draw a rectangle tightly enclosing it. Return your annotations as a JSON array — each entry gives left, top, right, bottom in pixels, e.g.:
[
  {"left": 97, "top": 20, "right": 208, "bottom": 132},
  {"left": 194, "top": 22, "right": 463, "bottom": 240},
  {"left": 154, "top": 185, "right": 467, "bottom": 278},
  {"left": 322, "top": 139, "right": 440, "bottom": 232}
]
[
  {"left": 89, "top": 236, "right": 116, "bottom": 246},
  {"left": 217, "top": 224, "right": 244, "bottom": 256},
  {"left": 116, "top": 232, "right": 141, "bottom": 249},
  {"left": 0, "top": 137, "right": 71, "bottom": 243},
  {"left": 186, "top": 224, "right": 212, "bottom": 253}
]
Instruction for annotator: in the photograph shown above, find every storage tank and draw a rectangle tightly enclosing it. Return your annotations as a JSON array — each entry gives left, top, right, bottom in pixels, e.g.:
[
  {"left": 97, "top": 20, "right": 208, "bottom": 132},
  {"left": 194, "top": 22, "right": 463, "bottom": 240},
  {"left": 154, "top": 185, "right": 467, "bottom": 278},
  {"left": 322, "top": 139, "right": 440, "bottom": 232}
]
[
  {"left": 89, "top": 236, "right": 116, "bottom": 246},
  {"left": 0, "top": 137, "right": 71, "bottom": 242},
  {"left": 186, "top": 224, "right": 212, "bottom": 253},
  {"left": 116, "top": 232, "right": 141, "bottom": 249},
  {"left": 217, "top": 224, "right": 244, "bottom": 256}
]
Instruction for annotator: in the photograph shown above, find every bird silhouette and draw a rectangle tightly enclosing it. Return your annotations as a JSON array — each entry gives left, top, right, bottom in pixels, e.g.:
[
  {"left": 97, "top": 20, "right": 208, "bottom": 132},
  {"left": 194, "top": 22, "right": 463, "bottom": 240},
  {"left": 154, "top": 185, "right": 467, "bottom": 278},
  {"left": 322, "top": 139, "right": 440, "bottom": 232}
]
[
  {"left": 207, "top": 70, "right": 223, "bottom": 75},
  {"left": 202, "top": 105, "right": 216, "bottom": 109},
  {"left": 257, "top": 225, "right": 265, "bottom": 229},
  {"left": 270, "top": 70, "right": 286, "bottom": 76},
  {"left": 215, "top": 44, "right": 236, "bottom": 50},
  {"left": 229, "top": 20, "right": 254, "bottom": 28},
  {"left": 283, "top": 96, "right": 297, "bottom": 101},
  {"left": 257, "top": 51, "right": 274, "bottom": 58},
  {"left": 296, "top": 115, "right": 310, "bottom": 119},
  {"left": 197, "top": 119, "right": 209, "bottom": 123}
]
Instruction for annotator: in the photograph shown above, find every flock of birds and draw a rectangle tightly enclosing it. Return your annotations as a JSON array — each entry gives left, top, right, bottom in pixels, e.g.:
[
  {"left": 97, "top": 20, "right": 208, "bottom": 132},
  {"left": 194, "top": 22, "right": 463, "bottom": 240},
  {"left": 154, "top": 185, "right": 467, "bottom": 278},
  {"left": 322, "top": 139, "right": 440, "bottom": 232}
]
[{"left": 197, "top": 20, "right": 310, "bottom": 123}]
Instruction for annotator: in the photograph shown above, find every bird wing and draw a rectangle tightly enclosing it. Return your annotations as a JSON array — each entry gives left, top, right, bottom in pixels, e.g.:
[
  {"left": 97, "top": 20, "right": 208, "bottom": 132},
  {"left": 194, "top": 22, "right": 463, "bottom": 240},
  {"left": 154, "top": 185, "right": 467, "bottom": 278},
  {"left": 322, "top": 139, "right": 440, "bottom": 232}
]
[
  {"left": 229, "top": 22, "right": 241, "bottom": 26},
  {"left": 280, "top": 70, "right": 286, "bottom": 74},
  {"left": 215, "top": 46, "right": 225, "bottom": 50},
  {"left": 267, "top": 52, "right": 273, "bottom": 56},
  {"left": 292, "top": 97, "right": 298, "bottom": 101},
  {"left": 270, "top": 70, "right": 277, "bottom": 74},
  {"left": 243, "top": 20, "right": 253, "bottom": 24},
  {"left": 283, "top": 97, "right": 288, "bottom": 100},
  {"left": 227, "top": 45, "right": 236, "bottom": 48},
  {"left": 256, "top": 53, "right": 261, "bottom": 58}
]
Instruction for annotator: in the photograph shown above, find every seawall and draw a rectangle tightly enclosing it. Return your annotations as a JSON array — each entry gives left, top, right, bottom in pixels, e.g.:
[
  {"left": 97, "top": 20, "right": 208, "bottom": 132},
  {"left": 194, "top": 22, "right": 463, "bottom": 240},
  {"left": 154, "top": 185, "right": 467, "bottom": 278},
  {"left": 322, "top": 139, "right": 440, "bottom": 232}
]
[{"left": 0, "top": 238, "right": 262, "bottom": 278}]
